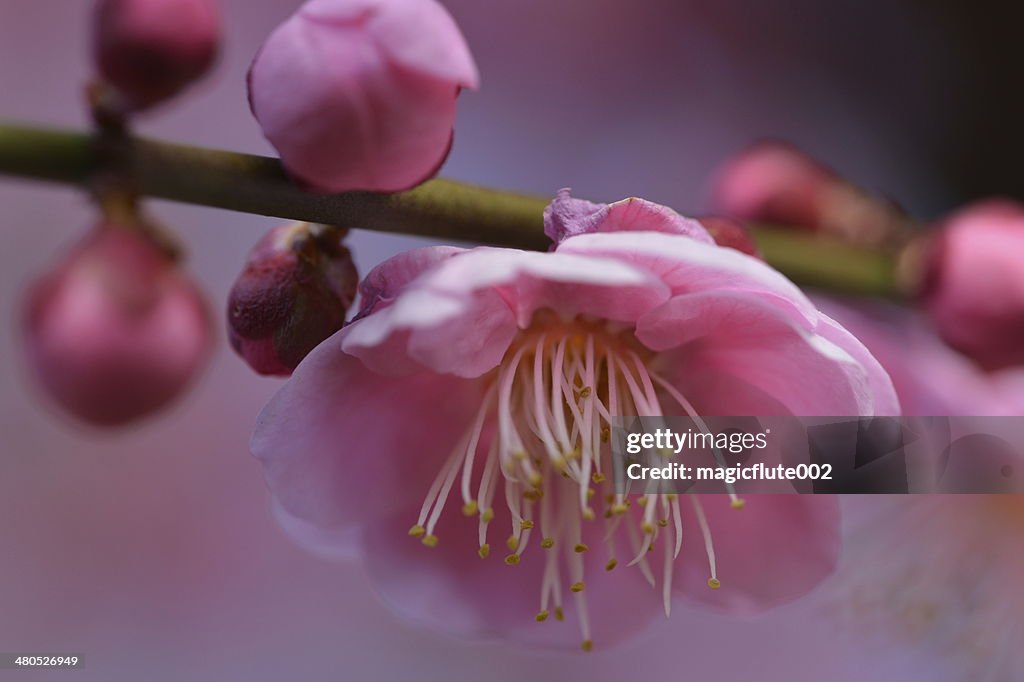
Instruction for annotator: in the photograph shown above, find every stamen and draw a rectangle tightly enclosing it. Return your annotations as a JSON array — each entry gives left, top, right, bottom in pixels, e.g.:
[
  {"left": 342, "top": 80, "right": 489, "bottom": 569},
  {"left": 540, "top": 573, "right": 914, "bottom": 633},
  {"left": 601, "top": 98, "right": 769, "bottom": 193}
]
[{"left": 690, "top": 495, "right": 719, "bottom": 586}]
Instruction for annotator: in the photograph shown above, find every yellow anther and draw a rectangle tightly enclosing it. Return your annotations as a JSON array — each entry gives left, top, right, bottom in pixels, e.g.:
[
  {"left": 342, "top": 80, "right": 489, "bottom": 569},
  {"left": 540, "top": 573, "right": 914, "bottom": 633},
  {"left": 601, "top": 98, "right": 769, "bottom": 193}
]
[
  {"left": 657, "top": 518, "right": 668, "bottom": 528},
  {"left": 462, "top": 501, "right": 479, "bottom": 517},
  {"left": 611, "top": 503, "right": 629, "bottom": 516},
  {"left": 574, "top": 543, "right": 589, "bottom": 553},
  {"left": 637, "top": 497, "right": 648, "bottom": 508},
  {"left": 707, "top": 578, "right": 721, "bottom": 590},
  {"left": 666, "top": 493, "right": 678, "bottom": 501},
  {"left": 641, "top": 521, "right": 654, "bottom": 534},
  {"left": 478, "top": 544, "right": 490, "bottom": 559},
  {"left": 603, "top": 509, "right": 612, "bottom": 519},
  {"left": 605, "top": 558, "right": 618, "bottom": 571},
  {"left": 506, "top": 536, "right": 520, "bottom": 552},
  {"left": 566, "top": 448, "right": 581, "bottom": 461},
  {"left": 658, "top": 447, "right": 674, "bottom": 459},
  {"left": 523, "top": 489, "right": 543, "bottom": 501},
  {"left": 570, "top": 582, "right": 586, "bottom": 593},
  {"left": 504, "top": 554, "right": 521, "bottom": 565},
  {"left": 577, "top": 386, "right": 592, "bottom": 398},
  {"left": 582, "top": 508, "right": 596, "bottom": 521},
  {"left": 535, "top": 610, "right": 549, "bottom": 623},
  {"left": 554, "top": 607, "right": 565, "bottom": 621},
  {"left": 648, "top": 542, "right": 656, "bottom": 552},
  {"left": 520, "top": 519, "right": 535, "bottom": 530},
  {"left": 529, "top": 471, "right": 543, "bottom": 488},
  {"left": 408, "top": 524, "right": 426, "bottom": 538},
  {"left": 421, "top": 534, "right": 439, "bottom": 547},
  {"left": 600, "top": 427, "right": 610, "bottom": 443},
  {"left": 552, "top": 455, "right": 568, "bottom": 472},
  {"left": 513, "top": 450, "right": 528, "bottom": 461},
  {"left": 592, "top": 472, "right": 606, "bottom": 484},
  {"left": 586, "top": 488, "right": 596, "bottom": 500},
  {"left": 581, "top": 640, "right": 594, "bottom": 653},
  {"left": 481, "top": 508, "right": 494, "bottom": 523},
  {"left": 731, "top": 498, "right": 746, "bottom": 510},
  {"left": 541, "top": 537, "right": 555, "bottom": 549}
]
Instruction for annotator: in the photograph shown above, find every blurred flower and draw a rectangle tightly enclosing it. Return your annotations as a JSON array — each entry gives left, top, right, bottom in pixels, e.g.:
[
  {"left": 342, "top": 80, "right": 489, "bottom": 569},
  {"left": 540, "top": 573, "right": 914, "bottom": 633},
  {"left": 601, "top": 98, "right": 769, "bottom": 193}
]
[
  {"left": 94, "top": 0, "right": 221, "bottom": 111},
  {"left": 252, "top": 195, "right": 898, "bottom": 651},
  {"left": 710, "top": 142, "right": 911, "bottom": 247},
  {"left": 22, "top": 223, "right": 212, "bottom": 426},
  {"left": 248, "top": 0, "right": 479, "bottom": 192},
  {"left": 228, "top": 222, "right": 358, "bottom": 376},
  {"left": 919, "top": 199, "right": 1024, "bottom": 371},
  {"left": 695, "top": 216, "right": 761, "bottom": 258}
]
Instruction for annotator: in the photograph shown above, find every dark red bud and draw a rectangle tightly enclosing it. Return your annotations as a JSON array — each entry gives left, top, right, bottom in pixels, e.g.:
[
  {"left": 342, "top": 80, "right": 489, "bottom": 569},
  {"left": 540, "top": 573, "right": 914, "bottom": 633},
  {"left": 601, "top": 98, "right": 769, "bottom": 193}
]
[{"left": 228, "top": 223, "right": 359, "bottom": 376}]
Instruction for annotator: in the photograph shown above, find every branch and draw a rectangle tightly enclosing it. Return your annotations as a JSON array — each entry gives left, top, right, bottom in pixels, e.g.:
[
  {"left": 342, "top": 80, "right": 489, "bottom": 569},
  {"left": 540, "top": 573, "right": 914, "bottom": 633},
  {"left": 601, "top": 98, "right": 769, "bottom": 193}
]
[{"left": 0, "top": 120, "right": 902, "bottom": 297}]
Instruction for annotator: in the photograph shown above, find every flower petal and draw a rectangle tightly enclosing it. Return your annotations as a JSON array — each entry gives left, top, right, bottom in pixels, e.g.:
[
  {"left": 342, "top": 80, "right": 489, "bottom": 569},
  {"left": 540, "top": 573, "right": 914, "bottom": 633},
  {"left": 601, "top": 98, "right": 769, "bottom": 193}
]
[
  {"left": 636, "top": 291, "right": 889, "bottom": 416},
  {"left": 251, "top": 330, "right": 482, "bottom": 528},
  {"left": 545, "top": 189, "right": 713, "bottom": 245},
  {"left": 355, "top": 245, "right": 465, "bottom": 317},
  {"left": 674, "top": 495, "right": 840, "bottom": 614},
  {"left": 342, "top": 247, "right": 671, "bottom": 377},
  {"left": 556, "top": 230, "right": 816, "bottom": 323}
]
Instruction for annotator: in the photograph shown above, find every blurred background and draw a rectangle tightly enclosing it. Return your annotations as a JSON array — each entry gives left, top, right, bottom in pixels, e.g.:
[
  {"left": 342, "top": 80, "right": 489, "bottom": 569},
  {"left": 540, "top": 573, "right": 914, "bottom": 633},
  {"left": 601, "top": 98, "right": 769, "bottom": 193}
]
[{"left": 0, "top": 0, "right": 1017, "bottom": 679}]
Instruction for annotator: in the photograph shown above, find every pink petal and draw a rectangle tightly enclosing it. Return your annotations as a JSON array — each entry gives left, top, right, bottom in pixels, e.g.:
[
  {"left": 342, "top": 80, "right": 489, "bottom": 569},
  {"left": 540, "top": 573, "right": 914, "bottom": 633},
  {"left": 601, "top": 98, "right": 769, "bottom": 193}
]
[
  {"left": 674, "top": 495, "right": 840, "bottom": 614},
  {"left": 544, "top": 189, "right": 713, "bottom": 245},
  {"left": 636, "top": 291, "right": 888, "bottom": 416},
  {"left": 342, "top": 247, "right": 671, "bottom": 378},
  {"left": 356, "top": 245, "right": 465, "bottom": 317},
  {"left": 251, "top": 331, "right": 482, "bottom": 529},
  {"left": 556, "top": 230, "right": 816, "bottom": 323}
]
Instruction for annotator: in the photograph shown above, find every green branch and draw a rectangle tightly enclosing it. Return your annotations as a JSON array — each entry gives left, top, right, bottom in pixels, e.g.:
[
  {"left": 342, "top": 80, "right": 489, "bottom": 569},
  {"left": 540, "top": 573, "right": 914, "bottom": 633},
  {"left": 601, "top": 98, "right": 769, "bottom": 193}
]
[{"left": 0, "top": 120, "right": 903, "bottom": 297}]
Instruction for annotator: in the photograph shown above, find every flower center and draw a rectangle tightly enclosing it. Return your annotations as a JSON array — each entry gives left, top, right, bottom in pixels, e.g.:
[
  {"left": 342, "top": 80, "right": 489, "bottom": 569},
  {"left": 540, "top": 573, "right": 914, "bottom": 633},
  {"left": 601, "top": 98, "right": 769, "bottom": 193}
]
[{"left": 407, "top": 312, "right": 740, "bottom": 651}]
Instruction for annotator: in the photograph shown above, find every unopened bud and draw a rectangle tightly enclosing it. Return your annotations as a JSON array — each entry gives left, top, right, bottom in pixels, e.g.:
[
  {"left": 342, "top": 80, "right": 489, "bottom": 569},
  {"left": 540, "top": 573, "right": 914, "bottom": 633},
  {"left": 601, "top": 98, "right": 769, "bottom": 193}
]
[
  {"left": 711, "top": 142, "right": 910, "bottom": 247},
  {"left": 22, "top": 223, "right": 212, "bottom": 426},
  {"left": 228, "top": 223, "right": 358, "bottom": 376},
  {"left": 248, "top": 0, "right": 479, "bottom": 192},
  {"left": 919, "top": 200, "right": 1024, "bottom": 370},
  {"left": 94, "top": 0, "right": 221, "bottom": 111}
]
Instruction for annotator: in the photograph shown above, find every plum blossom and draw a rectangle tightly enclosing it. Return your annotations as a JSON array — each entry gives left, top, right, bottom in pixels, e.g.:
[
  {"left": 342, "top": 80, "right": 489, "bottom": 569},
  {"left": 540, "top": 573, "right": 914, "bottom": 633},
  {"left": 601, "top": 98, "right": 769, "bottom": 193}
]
[
  {"left": 22, "top": 223, "right": 211, "bottom": 426},
  {"left": 228, "top": 222, "right": 358, "bottom": 376},
  {"left": 94, "top": 0, "right": 221, "bottom": 111},
  {"left": 919, "top": 199, "right": 1024, "bottom": 371},
  {"left": 252, "top": 193, "right": 897, "bottom": 650},
  {"left": 248, "top": 0, "right": 479, "bottom": 192}
]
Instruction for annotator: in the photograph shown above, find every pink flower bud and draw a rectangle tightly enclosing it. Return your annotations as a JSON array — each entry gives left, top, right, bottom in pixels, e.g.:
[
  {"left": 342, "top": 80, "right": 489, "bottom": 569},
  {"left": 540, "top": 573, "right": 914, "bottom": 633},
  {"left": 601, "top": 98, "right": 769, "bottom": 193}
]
[
  {"left": 710, "top": 142, "right": 910, "bottom": 246},
  {"left": 23, "top": 225, "right": 212, "bottom": 426},
  {"left": 920, "top": 200, "right": 1024, "bottom": 370},
  {"left": 248, "top": 0, "right": 479, "bottom": 192},
  {"left": 94, "top": 0, "right": 221, "bottom": 110},
  {"left": 228, "top": 223, "right": 358, "bottom": 376},
  {"left": 711, "top": 142, "right": 836, "bottom": 228}
]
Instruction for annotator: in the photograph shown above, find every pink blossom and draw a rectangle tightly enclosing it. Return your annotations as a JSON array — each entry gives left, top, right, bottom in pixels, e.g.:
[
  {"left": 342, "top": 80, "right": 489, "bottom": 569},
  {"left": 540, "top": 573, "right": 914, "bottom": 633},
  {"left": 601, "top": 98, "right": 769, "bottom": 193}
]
[
  {"left": 22, "top": 224, "right": 212, "bottom": 426},
  {"left": 920, "top": 199, "right": 1024, "bottom": 371},
  {"left": 228, "top": 222, "right": 358, "bottom": 376},
  {"left": 248, "top": 0, "right": 479, "bottom": 192},
  {"left": 94, "top": 0, "right": 221, "bottom": 110},
  {"left": 252, "top": 196, "right": 897, "bottom": 650}
]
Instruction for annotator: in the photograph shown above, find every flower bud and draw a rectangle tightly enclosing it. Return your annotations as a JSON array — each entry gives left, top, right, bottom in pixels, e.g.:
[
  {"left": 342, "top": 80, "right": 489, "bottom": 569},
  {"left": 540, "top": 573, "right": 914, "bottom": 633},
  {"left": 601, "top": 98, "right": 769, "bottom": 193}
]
[
  {"left": 920, "top": 200, "right": 1024, "bottom": 370},
  {"left": 228, "top": 223, "right": 358, "bottom": 376},
  {"left": 710, "top": 142, "right": 909, "bottom": 246},
  {"left": 23, "top": 224, "right": 212, "bottom": 426},
  {"left": 94, "top": 0, "right": 221, "bottom": 111},
  {"left": 248, "top": 0, "right": 479, "bottom": 192}
]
